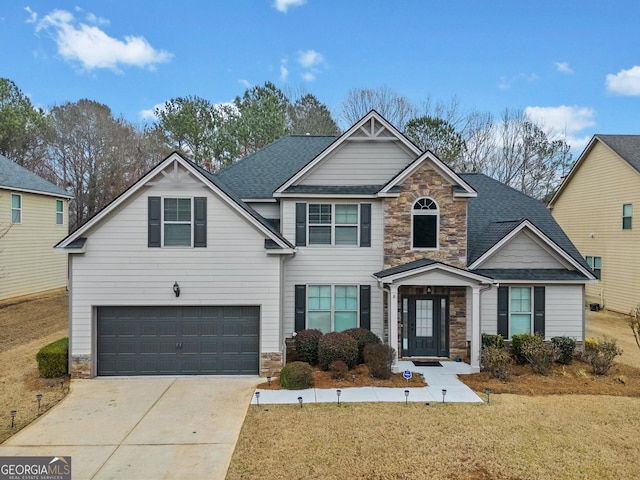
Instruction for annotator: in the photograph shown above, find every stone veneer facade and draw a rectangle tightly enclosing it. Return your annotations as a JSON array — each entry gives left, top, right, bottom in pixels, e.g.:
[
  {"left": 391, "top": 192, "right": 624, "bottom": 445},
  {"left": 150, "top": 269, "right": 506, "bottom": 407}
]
[
  {"left": 71, "top": 355, "right": 91, "bottom": 379},
  {"left": 384, "top": 162, "right": 470, "bottom": 360}
]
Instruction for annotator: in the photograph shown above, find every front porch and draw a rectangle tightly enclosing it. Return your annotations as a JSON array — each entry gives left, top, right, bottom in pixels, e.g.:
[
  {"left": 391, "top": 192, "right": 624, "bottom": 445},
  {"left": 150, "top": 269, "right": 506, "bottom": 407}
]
[{"left": 374, "top": 259, "right": 494, "bottom": 372}]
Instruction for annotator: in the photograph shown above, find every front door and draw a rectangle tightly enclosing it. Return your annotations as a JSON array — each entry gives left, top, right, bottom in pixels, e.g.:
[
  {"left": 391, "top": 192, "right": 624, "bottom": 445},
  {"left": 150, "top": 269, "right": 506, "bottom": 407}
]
[{"left": 407, "top": 296, "right": 449, "bottom": 357}]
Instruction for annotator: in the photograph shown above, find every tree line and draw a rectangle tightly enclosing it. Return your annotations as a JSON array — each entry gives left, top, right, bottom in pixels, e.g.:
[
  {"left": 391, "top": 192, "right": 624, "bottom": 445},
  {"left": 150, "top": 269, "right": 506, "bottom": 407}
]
[{"left": 1, "top": 78, "right": 573, "bottom": 230}]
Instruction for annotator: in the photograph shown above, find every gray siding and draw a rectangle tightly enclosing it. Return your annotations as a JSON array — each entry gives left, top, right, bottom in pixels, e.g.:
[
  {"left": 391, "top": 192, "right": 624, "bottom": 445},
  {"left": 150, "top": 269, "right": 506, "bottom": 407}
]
[
  {"left": 281, "top": 199, "right": 385, "bottom": 339},
  {"left": 70, "top": 168, "right": 282, "bottom": 363},
  {"left": 480, "top": 231, "right": 567, "bottom": 269},
  {"left": 299, "top": 142, "right": 414, "bottom": 186}
]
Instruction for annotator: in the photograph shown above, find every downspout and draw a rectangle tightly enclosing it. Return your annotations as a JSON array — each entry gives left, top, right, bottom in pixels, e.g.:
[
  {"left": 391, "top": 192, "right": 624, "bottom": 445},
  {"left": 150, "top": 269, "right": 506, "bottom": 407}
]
[
  {"left": 374, "top": 276, "right": 391, "bottom": 343},
  {"left": 281, "top": 252, "right": 296, "bottom": 365}
]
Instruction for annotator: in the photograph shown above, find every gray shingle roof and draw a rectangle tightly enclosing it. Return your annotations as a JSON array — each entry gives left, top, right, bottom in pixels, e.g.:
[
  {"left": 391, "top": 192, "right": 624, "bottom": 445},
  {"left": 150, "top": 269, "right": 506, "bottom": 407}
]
[
  {"left": 596, "top": 135, "right": 640, "bottom": 174},
  {"left": 215, "top": 135, "right": 337, "bottom": 199},
  {"left": 374, "top": 258, "right": 438, "bottom": 278},
  {"left": 283, "top": 185, "right": 383, "bottom": 195},
  {"left": 0, "top": 154, "right": 72, "bottom": 197},
  {"left": 472, "top": 269, "right": 588, "bottom": 281},
  {"left": 461, "top": 173, "right": 591, "bottom": 272}
]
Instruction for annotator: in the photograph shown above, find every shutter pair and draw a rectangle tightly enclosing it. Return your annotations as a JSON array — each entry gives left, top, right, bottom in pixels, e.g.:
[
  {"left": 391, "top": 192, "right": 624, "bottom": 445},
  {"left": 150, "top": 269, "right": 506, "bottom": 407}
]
[
  {"left": 497, "top": 286, "right": 545, "bottom": 338},
  {"left": 295, "top": 202, "right": 372, "bottom": 247},
  {"left": 294, "top": 285, "right": 371, "bottom": 332},
  {"left": 148, "top": 197, "right": 207, "bottom": 247}
]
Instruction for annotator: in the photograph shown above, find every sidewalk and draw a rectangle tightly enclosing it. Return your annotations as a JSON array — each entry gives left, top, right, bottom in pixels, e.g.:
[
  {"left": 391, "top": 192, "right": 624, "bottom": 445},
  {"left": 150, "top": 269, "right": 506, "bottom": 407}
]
[{"left": 253, "top": 361, "right": 483, "bottom": 405}]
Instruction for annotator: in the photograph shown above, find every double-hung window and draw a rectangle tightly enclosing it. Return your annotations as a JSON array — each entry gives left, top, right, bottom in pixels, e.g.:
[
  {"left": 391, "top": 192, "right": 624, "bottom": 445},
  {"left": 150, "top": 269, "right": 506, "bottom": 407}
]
[
  {"left": 307, "top": 285, "right": 358, "bottom": 333},
  {"left": 308, "top": 204, "right": 358, "bottom": 246},
  {"left": 11, "top": 194, "right": 21, "bottom": 224},
  {"left": 623, "top": 204, "right": 632, "bottom": 230},
  {"left": 510, "top": 287, "right": 532, "bottom": 336},
  {"left": 56, "top": 200, "right": 64, "bottom": 225},
  {"left": 586, "top": 256, "right": 602, "bottom": 279},
  {"left": 163, "top": 198, "right": 192, "bottom": 246}
]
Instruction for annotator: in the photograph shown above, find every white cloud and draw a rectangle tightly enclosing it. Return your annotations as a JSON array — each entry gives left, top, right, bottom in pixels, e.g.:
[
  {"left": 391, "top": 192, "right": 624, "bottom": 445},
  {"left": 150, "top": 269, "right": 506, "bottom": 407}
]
[
  {"left": 273, "top": 0, "right": 306, "bottom": 13},
  {"left": 498, "top": 72, "right": 538, "bottom": 90},
  {"left": 280, "top": 58, "right": 289, "bottom": 81},
  {"left": 25, "top": 6, "right": 37, "bottom": 23},
  {"left": 85, "top": 12, "right": 110, "bottom": 25},
  {"left": 555, "top": 61, "right": 573, "bottom": 74},
  {"left": 301, "top": 72, "right": 315, "bottom": 82},
  {"left": 525, "top": 105, "right": 596, "bottom": 152},
  {"left": 139, "top": 103, "right": 165, "bottom": 120},
  {"left": 297, "top": 49, "right": 324, "bottom": 68},
  {"left": 35, "top": 9, "right": 172, "bottom": 72},
  {"left": 606, "top": 66, "right": 640, "bottom": 96},
  {"left": 238, "top": 79, "right": 252, "bottom": 88}
]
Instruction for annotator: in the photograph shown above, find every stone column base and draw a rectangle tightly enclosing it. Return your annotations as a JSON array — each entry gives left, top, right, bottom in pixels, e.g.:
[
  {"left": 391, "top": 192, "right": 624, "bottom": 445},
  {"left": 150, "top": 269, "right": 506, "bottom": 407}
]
[
  {"left": 71, "top": 355, "right": 92, "bottom": 379},
  {"left": 261, "top": 352, "right": 283, "bottom": 377}
]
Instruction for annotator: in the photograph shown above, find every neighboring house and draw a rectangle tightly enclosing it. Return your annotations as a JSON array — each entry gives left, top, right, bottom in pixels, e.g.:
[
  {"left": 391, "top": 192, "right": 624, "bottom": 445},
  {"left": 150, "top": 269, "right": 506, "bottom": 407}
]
[
  {"left": 55, "top": 111, "right": 595, "bottom": 378},
  {"left": 549, "top": 134, "right": 640, "bottom": 315},
  {"left": 0, "top": 155, "right": 73, "bottom": 301}
]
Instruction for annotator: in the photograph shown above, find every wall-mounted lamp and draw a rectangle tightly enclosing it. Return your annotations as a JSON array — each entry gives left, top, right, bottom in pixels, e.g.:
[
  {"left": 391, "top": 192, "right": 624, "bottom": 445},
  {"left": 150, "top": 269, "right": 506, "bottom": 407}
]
[
  {"left": 426, "top": 286, "right": 432, "bottom": 295},
  {"left": 173, "top": 281, "right": 180, "bottom": 297}
]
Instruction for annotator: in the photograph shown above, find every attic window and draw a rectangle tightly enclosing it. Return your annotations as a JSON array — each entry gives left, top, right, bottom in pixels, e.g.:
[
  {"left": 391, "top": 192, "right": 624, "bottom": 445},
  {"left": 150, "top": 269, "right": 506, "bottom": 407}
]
[{"left": 412, "top": 198, "right": 439, "bottom": 249}]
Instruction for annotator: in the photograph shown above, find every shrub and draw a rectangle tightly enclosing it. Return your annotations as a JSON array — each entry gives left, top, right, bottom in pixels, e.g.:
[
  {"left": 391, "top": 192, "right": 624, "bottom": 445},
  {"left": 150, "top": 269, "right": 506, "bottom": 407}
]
[
  {"left": 584, "top": 337, "right": 622, "bottom": 375},
  {"left": 364, "top": 343, "right": 395, "bottom": 380},
  {"left": 328, "top": 359, "right": 348, "bottom": 379},
  {"left": 551, "top": 336, "right": 576, "bottom": 365},
  {"left": 343, "top": 328, "right": 382, "bottom": 364},
  {"left": 510, "top": 333, "right": 542, "bottom": 364},
  {"left": 317, "top": 332, "right": 358, "bottom": 370},
  {"left": 482, "top": 333, "right": 505, "bottom": 349},
  {"left": 521, "top": 338, "right": 557, "bottom": 375},
  {"left": 36, "top": 337, "right": 69, "bottom": 378},
  {"left": 584, "top": 337, "right": 599, "bottom": 352},
  {"left": 480, "top": 345, "right": 511, "bottom": 380},
  {"left": 278, "top": 361, "right": 314, "bottom": 389},
  {"left": 294, "top": 329, "right": 323, "bottom": 365}
]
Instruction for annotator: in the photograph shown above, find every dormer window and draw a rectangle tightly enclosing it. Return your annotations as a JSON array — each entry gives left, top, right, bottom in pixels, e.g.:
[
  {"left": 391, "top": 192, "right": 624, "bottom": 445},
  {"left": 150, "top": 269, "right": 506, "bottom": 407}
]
[{"left": 412, "top": 197, "right": 439, "bottom": 249}]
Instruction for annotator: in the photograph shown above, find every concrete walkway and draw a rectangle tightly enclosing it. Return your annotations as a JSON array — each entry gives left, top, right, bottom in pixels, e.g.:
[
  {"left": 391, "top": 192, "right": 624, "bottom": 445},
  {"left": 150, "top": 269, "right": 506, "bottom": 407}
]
[
  {"left": 253, "top": 361, "right": 483, "bottom": 405},
  {"left": 0, "top": 377, "right": 259, "bottom": 480}
]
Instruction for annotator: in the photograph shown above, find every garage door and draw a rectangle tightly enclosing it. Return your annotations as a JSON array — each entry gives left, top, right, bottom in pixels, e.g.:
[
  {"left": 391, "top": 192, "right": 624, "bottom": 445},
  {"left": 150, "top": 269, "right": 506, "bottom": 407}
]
[{"left": 97, "top": 306, "right": 260, "bottom": 375}]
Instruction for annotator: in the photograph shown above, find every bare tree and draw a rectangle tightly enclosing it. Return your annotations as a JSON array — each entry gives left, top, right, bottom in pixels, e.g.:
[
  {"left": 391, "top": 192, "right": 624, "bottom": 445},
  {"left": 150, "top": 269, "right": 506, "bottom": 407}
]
[{"left": 341, "top": 86, "right": 417, "bottom": 130}]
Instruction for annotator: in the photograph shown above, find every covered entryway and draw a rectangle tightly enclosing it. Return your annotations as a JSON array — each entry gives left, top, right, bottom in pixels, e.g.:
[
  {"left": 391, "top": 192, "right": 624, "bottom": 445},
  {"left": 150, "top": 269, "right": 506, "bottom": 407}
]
[
  {"left": 97, "top": 306, "right": 260, "bottom": 375},
  {"left": 406, "top": 295, "right": 449, "bottom": 357}
]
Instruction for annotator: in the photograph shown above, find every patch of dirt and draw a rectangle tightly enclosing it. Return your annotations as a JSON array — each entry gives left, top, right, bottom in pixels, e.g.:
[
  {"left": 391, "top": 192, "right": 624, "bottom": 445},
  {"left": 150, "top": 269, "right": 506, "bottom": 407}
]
[
  {"left": 0, "top": 293, "right": 69, "bottom": 443},
  {"left": 256, "top": 363, "right": 427, "bottom": 390},
  {"left": 586, "top": 308, "right": 640, "bottom": 367}
]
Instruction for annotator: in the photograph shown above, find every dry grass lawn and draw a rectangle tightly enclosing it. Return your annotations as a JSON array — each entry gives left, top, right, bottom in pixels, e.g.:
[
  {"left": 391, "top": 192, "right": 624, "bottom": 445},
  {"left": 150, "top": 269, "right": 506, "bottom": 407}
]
[{"left": 228, "top": 308, "right": 640, "bottom": 480}]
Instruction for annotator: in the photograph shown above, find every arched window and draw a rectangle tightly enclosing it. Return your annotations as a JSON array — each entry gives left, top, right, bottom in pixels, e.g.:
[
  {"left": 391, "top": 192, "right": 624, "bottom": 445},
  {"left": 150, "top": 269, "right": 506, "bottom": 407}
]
[{"left": 412, "top": 198, "right": 439, "bottom": 249}]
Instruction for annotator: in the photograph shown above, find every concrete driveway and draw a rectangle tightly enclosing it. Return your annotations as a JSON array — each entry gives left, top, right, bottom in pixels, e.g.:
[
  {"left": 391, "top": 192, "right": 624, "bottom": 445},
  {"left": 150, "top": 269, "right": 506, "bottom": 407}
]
[{"left": 0, "top": 377, "right": 259, "bottom": 479}]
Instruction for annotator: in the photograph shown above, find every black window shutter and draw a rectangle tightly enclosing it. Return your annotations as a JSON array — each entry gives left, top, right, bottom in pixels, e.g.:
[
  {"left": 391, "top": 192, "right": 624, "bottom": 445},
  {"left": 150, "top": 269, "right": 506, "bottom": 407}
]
[
  {"left": 360, "top": 203, "right": 371, "bottom": 247},
  {"left": 497, "top": 286, "right": 509, "bottom": 338},
  {"left": 194, "top": 197, "right": 207, "bottom": 247},
  {"left": 295, "top": 203, "right": 307, "bottom": 246},
  {"left": 294, "top": 285, "right": 306, "bottom": 332},
  {"left": 360, "top": 285, "right": 371, "bottom": 330},
  {"left": 148, "top": 196, "right": 161, "bottom": 247},
  {"left": 533, "top": 286, "right": 546, "bottom": 337}
]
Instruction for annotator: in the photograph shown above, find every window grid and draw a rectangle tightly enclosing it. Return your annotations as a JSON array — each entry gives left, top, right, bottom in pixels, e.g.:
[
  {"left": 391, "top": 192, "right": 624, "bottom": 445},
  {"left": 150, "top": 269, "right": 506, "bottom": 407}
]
[
  {"left": 56, "top": 200, "right": 64, "bottom": 225},
  {"left": 510, "top": 287, "right": 532, "bottom": 336},
  {"left": 11, "top": 194, "right": 21, "bottom": 224},
  {"left": 308, "top": 204, "right": 359, "bottom": 246},
  {"left": 307, "top": 285, "right": 358, "bottom": 333},
  {"left": 163, "top": 198, "right": 192, "bottom": 247},
  {"left": 412, "top": 197, "right": 439, "bottom": 249},
  {"left": 586, "top": 256, "right": 602, "bottom": 279},
  {"left": 623, "top": 204, "right": 632, "bottom": 230}
]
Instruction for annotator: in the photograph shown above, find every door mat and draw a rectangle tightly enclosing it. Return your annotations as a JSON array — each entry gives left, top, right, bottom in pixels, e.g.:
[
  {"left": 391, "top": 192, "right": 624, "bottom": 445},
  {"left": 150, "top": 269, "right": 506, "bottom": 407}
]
[{"left": 412, "top": 361, "right": 443, "bottom": 367}]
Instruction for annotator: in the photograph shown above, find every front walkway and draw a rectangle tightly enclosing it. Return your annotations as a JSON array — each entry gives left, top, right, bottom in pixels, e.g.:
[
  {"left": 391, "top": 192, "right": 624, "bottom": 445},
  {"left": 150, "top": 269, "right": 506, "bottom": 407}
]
[{"left": 254, "top": 361, "right": 483, "bottom": 405}]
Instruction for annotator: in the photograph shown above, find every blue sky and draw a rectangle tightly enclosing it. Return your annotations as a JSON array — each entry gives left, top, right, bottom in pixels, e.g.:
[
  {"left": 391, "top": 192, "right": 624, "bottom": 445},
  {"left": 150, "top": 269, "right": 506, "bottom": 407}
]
[{"left": 2, "top": 0, "right": 639, "bottom": 153}]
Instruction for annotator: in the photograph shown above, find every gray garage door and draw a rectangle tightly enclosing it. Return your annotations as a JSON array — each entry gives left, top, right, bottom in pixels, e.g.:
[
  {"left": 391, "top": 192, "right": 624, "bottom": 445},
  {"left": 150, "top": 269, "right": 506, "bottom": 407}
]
[{"left": 97, "top": 306, "right": 260, "bottom": 375}]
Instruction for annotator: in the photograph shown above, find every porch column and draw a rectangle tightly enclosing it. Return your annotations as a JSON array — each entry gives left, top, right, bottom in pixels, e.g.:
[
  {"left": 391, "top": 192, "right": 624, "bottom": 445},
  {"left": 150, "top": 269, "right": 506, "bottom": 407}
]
[
  {"left": 470, "top": 285, "right": 481, "bottom": 372},
  {"left": 389, "top": 284, "right": 399, "bottom": 371}
]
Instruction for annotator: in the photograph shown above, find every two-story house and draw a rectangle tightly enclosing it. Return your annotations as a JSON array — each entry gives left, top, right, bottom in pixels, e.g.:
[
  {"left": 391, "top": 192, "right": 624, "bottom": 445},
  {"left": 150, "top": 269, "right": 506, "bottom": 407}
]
[
  {"left": 55, "top": 111, "right": 595, "bottom": 378},
  {"left": 549, "top": 134, "right": 640, "bottom": 314},
  {"left": 1, "top": 154, "right": 72, "bottom": 301}
]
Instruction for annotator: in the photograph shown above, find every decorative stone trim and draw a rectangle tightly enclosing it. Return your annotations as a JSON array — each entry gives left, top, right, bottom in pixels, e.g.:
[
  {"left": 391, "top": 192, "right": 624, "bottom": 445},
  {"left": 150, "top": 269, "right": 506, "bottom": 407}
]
[
  {"left": 71, "top": 355, "right": 92, "bottom": 379},
  {"left": 261, "top": 352, "right": 283, "bottom": 376}
]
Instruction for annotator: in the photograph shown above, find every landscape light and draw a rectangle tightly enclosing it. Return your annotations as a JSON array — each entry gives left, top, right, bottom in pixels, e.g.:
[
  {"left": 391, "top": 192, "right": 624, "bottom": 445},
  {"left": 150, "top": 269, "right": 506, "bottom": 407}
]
[
  {"left": 267, "top": 376, "right": 272, "bottom": 386},
  {"left": 351, "top": 372, "right": 356, "bottom": 383},
  {"left": 336, "top": 389, "right": 341, "bottom": 405},
  {"left": 255, "top": 391, "right": 260, "bottom": 407},
  {"left": 10, "top": 410, "right": 16, "bottom": 428},
  {"left": 485, "top": 388, "right": 491, "bottom": 405},
  {"left": 404, "top": 389, "right": 409, "bottom": 405},
  {"left": 36, "top": 393, "right": 43, "bottom": 413},
  {"left": 442, "top": 389, "right": 447, "bottom": 403},
  {"left": 297, "top": 396, "right": 303, "bottom": 409}
]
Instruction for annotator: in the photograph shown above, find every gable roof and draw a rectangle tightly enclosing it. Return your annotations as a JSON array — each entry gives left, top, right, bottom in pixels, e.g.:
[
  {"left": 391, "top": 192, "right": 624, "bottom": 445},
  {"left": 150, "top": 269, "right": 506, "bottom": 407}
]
[
  {"left": 275, "top": 110, "right": 422, "bottom": 194},
  {"left": 215, "top": 135, "right": 336, "bottom": 199},
  {"left": 548, "top": 134, "right": 640, "bottom": 207},
  {"left": 461, "top": 173, "right": 593, "bottom": 276},
  {"left": 56, "top": 152, "right": 294, "bottom": 251},
  {"left": 0, "top": 154, "right": 72, "bottom": 198},
  {"left": 373, "top": 258, "right": 493, "bottom": 284}
]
